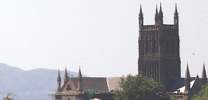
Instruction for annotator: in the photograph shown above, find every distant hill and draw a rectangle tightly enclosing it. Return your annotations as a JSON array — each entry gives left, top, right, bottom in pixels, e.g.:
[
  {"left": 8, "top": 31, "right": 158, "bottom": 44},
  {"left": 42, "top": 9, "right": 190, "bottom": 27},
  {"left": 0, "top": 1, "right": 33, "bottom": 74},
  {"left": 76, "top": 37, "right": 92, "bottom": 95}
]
[{"left": 0, "top": 63, "right": 77, "bottom": 100}]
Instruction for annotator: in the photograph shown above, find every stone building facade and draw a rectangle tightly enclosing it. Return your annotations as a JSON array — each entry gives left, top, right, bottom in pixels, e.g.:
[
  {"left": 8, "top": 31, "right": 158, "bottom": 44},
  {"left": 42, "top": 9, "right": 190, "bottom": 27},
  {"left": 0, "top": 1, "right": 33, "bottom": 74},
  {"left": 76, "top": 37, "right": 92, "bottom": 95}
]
[{"left": 138, "top": 4, "right": 208, "bottom": 100}]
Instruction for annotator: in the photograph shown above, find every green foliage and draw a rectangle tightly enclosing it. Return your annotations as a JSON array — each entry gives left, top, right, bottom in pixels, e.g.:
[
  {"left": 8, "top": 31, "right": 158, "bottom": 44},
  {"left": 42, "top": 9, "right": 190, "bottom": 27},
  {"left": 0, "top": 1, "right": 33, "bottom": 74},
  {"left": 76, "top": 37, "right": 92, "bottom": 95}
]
[
  {"left": 169, "top": 95, "right": 177, "bottom": 100},
  {"left": 114, "top": 75, "right": 169, "bottom": 100},
  {"left": 83, "top": 89, "right": 95, "bottom": 100},
  {"left": 192, "top": 83, "right": 208, "bottom": 100}
]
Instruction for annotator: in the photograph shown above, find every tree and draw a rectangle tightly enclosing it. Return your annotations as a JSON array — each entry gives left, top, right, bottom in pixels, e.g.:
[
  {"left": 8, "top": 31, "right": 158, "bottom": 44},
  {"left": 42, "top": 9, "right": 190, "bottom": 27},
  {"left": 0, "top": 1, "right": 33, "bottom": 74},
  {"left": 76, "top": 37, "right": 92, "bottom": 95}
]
[
  {"left": 114, "top": 75, "right": 169, "bottom": 100},
  {"left": 83, "top": 89, "right": 95, "bottom": 100},
  {"left": 192, "top": 83, "right": 208, "bottom": 100}
]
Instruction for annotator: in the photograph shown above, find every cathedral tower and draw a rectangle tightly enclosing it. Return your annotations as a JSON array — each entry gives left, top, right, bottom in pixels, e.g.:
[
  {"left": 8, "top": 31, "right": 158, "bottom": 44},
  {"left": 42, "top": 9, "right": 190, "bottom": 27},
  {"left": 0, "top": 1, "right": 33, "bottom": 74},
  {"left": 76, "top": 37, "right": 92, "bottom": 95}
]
[{"left": 138, "top": 4, "right": 181, "bottom": 89}]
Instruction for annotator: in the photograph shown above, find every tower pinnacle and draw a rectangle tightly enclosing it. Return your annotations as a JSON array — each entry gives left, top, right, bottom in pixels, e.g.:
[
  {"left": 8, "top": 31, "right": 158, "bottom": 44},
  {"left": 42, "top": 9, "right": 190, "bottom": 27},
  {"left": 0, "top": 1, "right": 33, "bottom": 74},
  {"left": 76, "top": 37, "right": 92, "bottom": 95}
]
[
  {"left": 174, "top": 4, "right": 179, "bottom": 25},
  {"left": 77, "top": 66, "right": 83, "bottom": 91},
  {"left": 139, "top": 4, "right": 143, "bottom": 17},
  {"left": 57, "top": 68, "right": 61, "bottom": 91},
  {"left": 159, "top": 3, "right": 163, "bottom": 16},
  {"left": 64, "top": 67, "right": 69, "bottom": 83},
  {"left": 185, "top": 63, "right": 191, "bottom": 92},
  {"left": 139, "top": 4, "right": 144, "bottom": 27},
  {"left": 202, "top": 63, "right": 207, "bottom": 80},
  {"left": 157, "top": 3, "right": 163, "bottom": 24},
  {"left": 155, "top": 4, "right": 159, "bottom": 24}
]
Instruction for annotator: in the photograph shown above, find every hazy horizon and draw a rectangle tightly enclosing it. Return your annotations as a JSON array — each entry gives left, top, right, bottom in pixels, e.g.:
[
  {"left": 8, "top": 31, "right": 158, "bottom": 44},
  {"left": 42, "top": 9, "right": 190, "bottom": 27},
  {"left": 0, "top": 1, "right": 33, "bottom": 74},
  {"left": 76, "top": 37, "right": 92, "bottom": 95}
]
[{"left": 0, "top": 0, "right": 207, "bottom": 77}]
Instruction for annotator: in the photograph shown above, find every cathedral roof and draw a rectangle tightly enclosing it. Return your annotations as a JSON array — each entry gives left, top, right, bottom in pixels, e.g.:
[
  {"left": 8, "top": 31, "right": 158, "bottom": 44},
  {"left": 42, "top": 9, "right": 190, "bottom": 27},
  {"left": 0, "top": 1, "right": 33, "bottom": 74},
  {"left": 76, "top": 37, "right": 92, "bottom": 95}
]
[
  {"left": 60, "top": 77, "right": 121, "bottom": 93},
  {"left": 172, "top": 77, "right": 207, "bottom": 94},
  {"left": 173, "top": 79, "right": 195, "bottom": 94}
]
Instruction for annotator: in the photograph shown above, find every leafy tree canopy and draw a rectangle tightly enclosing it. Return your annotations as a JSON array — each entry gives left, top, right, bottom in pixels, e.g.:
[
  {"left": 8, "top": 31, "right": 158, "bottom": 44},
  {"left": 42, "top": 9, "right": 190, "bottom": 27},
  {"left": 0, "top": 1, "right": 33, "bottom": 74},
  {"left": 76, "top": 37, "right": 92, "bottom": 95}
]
[
  {"left": 114, "top": 75, "right": 169, "bottom": 100},
  {"left": 192, "top": 83, "right": 208, "bottom": 100}
]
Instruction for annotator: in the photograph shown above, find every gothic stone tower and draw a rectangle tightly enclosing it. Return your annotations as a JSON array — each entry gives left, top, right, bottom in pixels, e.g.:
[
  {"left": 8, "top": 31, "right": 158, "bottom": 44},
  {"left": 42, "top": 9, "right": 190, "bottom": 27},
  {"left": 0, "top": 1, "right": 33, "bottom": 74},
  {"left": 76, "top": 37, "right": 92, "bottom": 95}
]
[{"left": 138, "top": 4, "right": 180, "bottom": 89}]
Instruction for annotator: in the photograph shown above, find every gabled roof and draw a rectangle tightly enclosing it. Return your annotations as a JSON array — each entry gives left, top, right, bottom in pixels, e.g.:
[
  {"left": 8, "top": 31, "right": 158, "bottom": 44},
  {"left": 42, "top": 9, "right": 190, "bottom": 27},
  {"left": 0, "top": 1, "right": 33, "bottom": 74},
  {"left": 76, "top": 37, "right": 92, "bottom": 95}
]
[
  {"left": 172, "top": 77, "right": 206, "bottom": 94},
  {"left": 60, "top": 77, "right": 122, "bottom": 93},
  {"left": 173, "top": 79, "right": 195, "bottom": 94},
  {"left": 107, "top": 77, "right": 122, "bottom": 91},
  {"left": 62, "top": 77, "right": 108, "bottom": 93}
]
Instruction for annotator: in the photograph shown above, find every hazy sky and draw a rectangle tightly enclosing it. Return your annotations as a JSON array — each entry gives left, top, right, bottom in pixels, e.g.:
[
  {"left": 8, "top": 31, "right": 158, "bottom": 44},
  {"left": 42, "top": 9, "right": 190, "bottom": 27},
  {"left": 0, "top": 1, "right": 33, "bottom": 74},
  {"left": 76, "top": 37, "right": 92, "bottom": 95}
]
[{"left": 0, "top": 0, "right": 207, "bottom": 77}]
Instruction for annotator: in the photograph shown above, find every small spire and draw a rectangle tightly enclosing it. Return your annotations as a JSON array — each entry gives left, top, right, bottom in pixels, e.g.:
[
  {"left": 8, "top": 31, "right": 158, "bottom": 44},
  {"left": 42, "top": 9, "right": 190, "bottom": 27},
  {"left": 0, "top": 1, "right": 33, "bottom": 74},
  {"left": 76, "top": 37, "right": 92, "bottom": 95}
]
[
  {"left": 78, "top": 66, "right": 82, "bottom": 91},
  {"left": 202, "top": 63, "right": 207, "bottom": 80},
  {"left": 139, "top": 4, "right": 143, "bottom": 17},
  {"left": 159, "top": 3, "right": 163, "bottom": 14},
  {"left": 174, "top": 4, "right": 179, "bottom": 25},
  {"left": 139, "top": 4, "right": 144, "bottom": 27},
  {"left": 155, "top": 4, "right": 159, "bottom": 24},
  {"left": 64, "top": 67, "right": 69, "bottom": 83},
  {"left": 156, "top": 2, "right": 163, "bottom": 25},
  {"left": 78, "top": 66, "right": 82, "bottom": 78},
  {"left": 185, "top": 63, "right": 191, "bottom": 92},
  {"left": 58, "top": 68, "right": 61, "bottom": 81},
  {"left": 156, "top": 4, "right": 158, "bottom": 14},
  {"left": 196, "top": 75, "right": 199, "bottom": 79},
  {"left": 57, "top": 68, "right": 62, "bottom": 91},
  {"left": 65, "top": 67, "right": 68, "bottom": 76},
  {"left": 186, "top": 63, "right": 191, "bottom": 79},
  {"left": 174, "top": 4, "right": 178, "bottom": 15}
]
